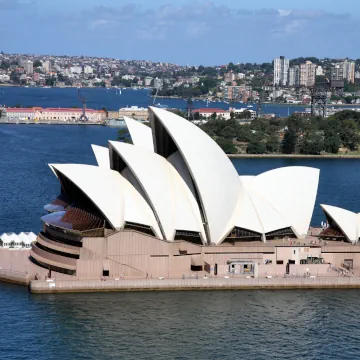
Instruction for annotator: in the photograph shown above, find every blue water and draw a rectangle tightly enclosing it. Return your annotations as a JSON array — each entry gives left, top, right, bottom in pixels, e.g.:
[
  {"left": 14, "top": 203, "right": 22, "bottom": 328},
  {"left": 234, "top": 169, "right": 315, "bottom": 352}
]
[
  {"left": 1, "top": 124, "right": 360, "bottom": 360},
  {"left": 1, "top": 283, "right": 360, "bottom": 360},
  {"left": 0, "top": 86, "right": 306, "bottom": 117}
]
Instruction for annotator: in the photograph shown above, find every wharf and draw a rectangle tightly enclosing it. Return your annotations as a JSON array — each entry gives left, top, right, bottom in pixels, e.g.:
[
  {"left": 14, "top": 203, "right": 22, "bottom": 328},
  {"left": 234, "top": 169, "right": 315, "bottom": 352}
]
[
  {"left": 29, "top": 276, "right": 360, "bottom": 293},
  {"left": 0, "top": 120, "right": 104, "bottom": 125}
]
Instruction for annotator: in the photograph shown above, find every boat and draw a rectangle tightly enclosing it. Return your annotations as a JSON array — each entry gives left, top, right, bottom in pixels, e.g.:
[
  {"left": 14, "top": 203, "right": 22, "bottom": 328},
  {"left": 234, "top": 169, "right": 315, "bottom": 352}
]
[{"left": 155, "top": 103, "right": 169, "bottom": 109}]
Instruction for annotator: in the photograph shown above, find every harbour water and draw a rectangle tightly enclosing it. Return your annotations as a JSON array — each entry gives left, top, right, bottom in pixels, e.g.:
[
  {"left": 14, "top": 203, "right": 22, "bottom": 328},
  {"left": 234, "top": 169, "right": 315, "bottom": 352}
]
[
  {"left": 1, "top": 283, "right": 360, "bottom": 360},
  {"left": 2, "top": 124, "right": 360, "bottom": 359},
  {"left": 0, "top": 86, "right": 307, "bottom": 117}
]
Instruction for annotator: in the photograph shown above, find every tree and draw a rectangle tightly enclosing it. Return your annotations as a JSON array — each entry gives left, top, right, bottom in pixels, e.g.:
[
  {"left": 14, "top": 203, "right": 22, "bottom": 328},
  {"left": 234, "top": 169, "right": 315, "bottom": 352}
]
[
  {"left": 324, "top": 129, "right": 340, "bottom": 153},
  {"left": 33, "top": 60, "right": 42, "bottom": 68},
  {"left": 101, "top": 107, "right": 108, "bottom": 117},
  {"left": 247, "top": 140, "right": 266, "bottom": 154},
  {"left": 299, "top": 133, "right": 323, "bottom": 155},
  {"left": 45, "top": 77, "right": 56, "bottom": 86},
  {"left": 281, "top": 127, "right": 297, "bottom": 154},
  {"left": 215, "top": 137, "right": 237, "bottom": 154},
  {"left": 266, "top": 134, "right": 280, "bottom": 153},
  {"left": 339, "top": 119, "right": 360, "bottom": 151},
  {"left": 117, "top": 129, "right": 132, "bottom": 144}
]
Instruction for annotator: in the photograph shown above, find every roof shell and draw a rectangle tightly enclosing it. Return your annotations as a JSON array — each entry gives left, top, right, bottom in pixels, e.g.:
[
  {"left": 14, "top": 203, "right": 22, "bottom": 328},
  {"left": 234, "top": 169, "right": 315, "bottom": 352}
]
[
  {"left": 320, "top": 204, "right": 358, "bottom": 243},
  {"left": 124, "top": 116, "right": 154, "bottom": 151},
  {"left": 150, "top": 106, "right": 242, "bottom": 245},
  {"left": 49, "top": 164, "right": 162, "bottom": 238},
  {"left": 91, "top": 145, "right": 110, "bottom": 169},
  {"left": 109, "top": 141, "right": 206, "bottom": 242},
  {"left": 253, "top": 166, "right": 319, "bottom": 237}
]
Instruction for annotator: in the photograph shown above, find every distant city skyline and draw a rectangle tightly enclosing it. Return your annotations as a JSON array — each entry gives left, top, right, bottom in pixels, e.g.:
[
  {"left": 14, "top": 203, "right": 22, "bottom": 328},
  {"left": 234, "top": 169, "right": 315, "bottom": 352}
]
[{"left": 1, "top": 0, "right": 360, "bottom": 65}]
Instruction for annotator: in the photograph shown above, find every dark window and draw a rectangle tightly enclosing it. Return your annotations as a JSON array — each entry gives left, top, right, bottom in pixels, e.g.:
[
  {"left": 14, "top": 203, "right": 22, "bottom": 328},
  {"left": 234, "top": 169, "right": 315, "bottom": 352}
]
[
  {"left": 124, "top": 222, "right": 155, "bottom": 236},
  {"left": 266, "top": 227, "right": 296, "bottom": 239},
  {"left": 29, "top": 256, "right": 76, "bottom": 276},
  {"left": 224, "top": 227, "right": 262, "bottom": 242},
  {"left": 277, "top": 260, "right": 284, "bottom": 265},
  {"left": 35, "top": 241, "right": 79, "bottom": 259},
  {"left": 103, "top": 270, "right": 109, "bottom": 276},
  {"left": 174, "top": 230, "right": 203, "bottom": 244}
]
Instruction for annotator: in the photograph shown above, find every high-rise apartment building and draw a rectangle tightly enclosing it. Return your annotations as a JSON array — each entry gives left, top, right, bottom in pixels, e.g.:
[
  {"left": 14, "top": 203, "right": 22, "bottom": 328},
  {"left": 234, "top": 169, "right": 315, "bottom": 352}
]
[
  {"left": 42, "top": 61, "right": 51, "bottom": 74},
  {"left": 341, "top": 60, "right": 355, "bottom": 83},
  {"left": 273, "top": 56, "right": 289, "bottom": 86},
  {"left": 331, "top": 65, "right": 344, "bottom": 81},
  {"left": 300, "top": 61, "right": 316, "bottom": 87},
  {"left": 288, "top": 66, "right": 300, "bottom": 86},
  {"left": 24, "top": 60, "right": 34, "bottom": 74}
]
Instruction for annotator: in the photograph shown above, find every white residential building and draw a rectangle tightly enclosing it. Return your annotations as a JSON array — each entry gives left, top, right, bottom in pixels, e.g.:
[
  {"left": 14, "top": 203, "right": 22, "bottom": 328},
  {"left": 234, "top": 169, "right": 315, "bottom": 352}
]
[
  {"left": 273, "top": 56, "right": 289, "bottom": 86},
  {"left": 300, "top": 61, "right": 316, "bottom": 87},
  {"left": 42, "top": 61, "right": 51, "bottom": 73},
  {"left": 288, "top": 66, "right": 300, "bottom": 87}
]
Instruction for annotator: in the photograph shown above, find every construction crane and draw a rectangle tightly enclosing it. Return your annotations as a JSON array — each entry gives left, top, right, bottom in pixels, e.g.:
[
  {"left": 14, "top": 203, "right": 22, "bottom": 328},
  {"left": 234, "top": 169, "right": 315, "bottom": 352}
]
[{"left": 77, "top": 88, "right": 89, "bottom": 122}]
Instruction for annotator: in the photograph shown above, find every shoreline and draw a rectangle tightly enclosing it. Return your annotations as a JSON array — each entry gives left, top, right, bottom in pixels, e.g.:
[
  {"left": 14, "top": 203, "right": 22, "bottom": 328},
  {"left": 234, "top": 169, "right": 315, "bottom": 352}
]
[
  {"left": 0, "top": 269, "right": 359, "bottom": 293},
  {"left": 228, "top": 154, "right": 360, "bottom": 159},
  {"left": 28, "top": 277, "right": 360, "bottom": 293}
]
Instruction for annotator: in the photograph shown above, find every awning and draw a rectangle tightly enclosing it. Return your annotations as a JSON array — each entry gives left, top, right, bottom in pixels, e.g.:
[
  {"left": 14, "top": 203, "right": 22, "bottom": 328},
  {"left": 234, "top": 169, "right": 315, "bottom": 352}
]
[{"left": 191, "top": 255, "right": 204, "bottom": 266}]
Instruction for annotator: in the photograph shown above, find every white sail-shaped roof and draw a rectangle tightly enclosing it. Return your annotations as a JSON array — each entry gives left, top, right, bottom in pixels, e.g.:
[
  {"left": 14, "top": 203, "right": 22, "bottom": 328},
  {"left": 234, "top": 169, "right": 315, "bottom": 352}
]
[
  {"left": 149, "top": 106, "right": 243, "bottom": 245},
  {"left": 91, "top": 145, "right": 110, "bottom": 169},
  {"left": 49, "top": 164, "right": 162, "bottom": 238},
  {"left": 109, "top": 141, "right": 206, "bottom": 243},
  {"left": 321, "top": 204, "right": 359, "bottom": 243},
  {"left": 232, "top": 176, "right": 290, "bottom": 238},
  {"left": 124, "top": 116, "right": 154, "bottom": 151},
  {"left": 225, "top": 167, "right": 319, "bottom": 243},
  {"left": 254, "top": 166, "right": 319, "bottom": 237}
]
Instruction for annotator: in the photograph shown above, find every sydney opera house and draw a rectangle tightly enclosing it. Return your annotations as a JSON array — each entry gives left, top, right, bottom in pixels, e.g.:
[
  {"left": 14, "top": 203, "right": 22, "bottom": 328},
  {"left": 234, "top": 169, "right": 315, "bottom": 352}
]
[{"left": 25, "top": 107, "right": 360, "bottom": 280}]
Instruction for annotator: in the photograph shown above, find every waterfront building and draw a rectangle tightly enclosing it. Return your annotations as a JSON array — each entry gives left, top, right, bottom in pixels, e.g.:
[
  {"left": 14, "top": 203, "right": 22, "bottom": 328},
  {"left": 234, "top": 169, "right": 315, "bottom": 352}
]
[
  {"left": 192, "top": 108, "right": 231, "bottom": 120},
  {"left": 144, "top": 77, "right": 153, "bottom": 86},
  {"left": 23, "top": 110, "right": 325, "bottom": 280},
  {"left": 230, "top": 108, "right": 257, "bottom": 120},
  {"left": 224, "top": 86, "right": 252, "bottom": 101},
  {"left": 300, "top": 61, "right": 316, "bottom": 87},
  {"left": 273, "top": 56, "right": 289, "bottom": 86},
  {"left": 0, "top": 232, "right": 36, "bottom": 249},
  {"left": 153, "top": 77, "right": 163, "bottom": 89},
  {"left": 5, "top": 107, "right": 105, "bottom": 123},
  {"left": 6, "top": 108, "right": 37, "bottom": 121},
  {"left": 119, "top": 106, "right": 149, "bottom": 121},
  {"left": 288, "top": 66, "right": 300, "bottom": 87}
]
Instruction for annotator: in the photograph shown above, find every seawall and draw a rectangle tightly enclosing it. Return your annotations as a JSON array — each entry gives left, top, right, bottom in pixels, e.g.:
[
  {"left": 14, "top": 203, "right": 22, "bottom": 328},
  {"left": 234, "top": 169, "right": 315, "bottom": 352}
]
[
  {"left": 0, "top": 269, "right": 33, "bottom": 285},
  {"left": 228, "top": 154, "right": 360, "bottom": 159},
  {"left": 29, "top": 277, "right": 360, "bottom": 294}
]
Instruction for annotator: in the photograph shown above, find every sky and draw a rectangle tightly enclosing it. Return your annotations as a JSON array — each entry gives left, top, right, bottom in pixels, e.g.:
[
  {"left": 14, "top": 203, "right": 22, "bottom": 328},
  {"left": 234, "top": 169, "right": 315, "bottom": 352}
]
[{"left": 1, "top": 0, "right": 360, "bottom": 65}]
